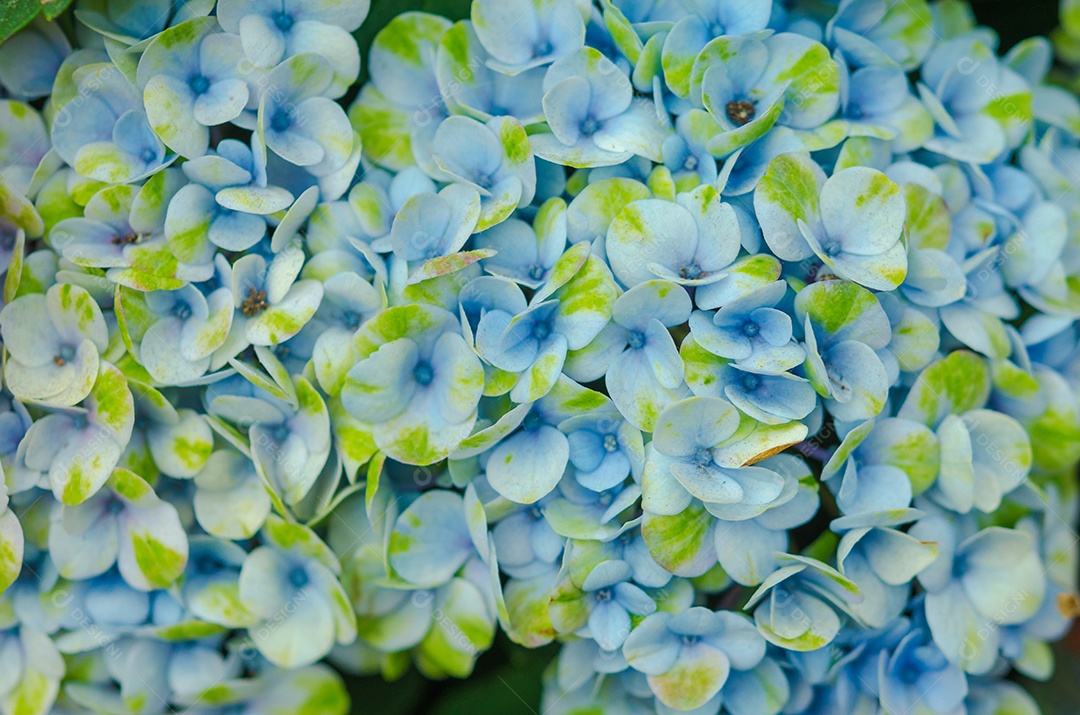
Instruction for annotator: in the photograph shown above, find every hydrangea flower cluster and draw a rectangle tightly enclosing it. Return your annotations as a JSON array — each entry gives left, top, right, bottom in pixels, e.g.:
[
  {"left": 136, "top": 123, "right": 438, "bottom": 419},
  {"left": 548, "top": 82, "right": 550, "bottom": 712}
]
[{"left": 0, "top": 0, "right": 1078, "bottom": 713}]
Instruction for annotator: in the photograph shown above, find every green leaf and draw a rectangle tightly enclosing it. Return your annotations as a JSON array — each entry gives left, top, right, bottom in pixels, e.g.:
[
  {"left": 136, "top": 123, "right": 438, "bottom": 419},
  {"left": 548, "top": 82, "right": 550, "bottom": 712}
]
[
  {"left": 0, "top": 0, "right": 40, "bottom": 46},
  {"left": 426, "top": 647, "right": 553, "bottom": 715},
  {"left": 41, "top": 0, "right": 74, "bottom": 20}
]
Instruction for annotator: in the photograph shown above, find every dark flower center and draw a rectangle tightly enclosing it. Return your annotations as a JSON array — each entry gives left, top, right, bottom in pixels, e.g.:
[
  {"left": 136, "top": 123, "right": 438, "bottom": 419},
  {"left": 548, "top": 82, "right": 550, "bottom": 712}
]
[
  {"left": 693, "top": 447, "right": 712, "bottom": 466},
  {"left": 271, "top": 423, "right": 290, "bottom": 442},
  {"left": 140, "top": 147, "right": 158, "bottom": 163},
  {"left": 741, "top": 373, "right": 760, "bottom": 392},
  {"left": 527, "top": 264, "right": 546, "bottom": 281},
  {"left": 342, "top": 310, "right": 361, "bottom": 330},
  {"left": 288, "top": 565, "right": 309, "bottom": 589},
  {"left": 821, "top": 239, "right": 842, "bottom": 257},
  {"left": 54, "top": 344, "right": 76, "bottom": 367},
  {"left": 681, "top": 634, "right": 700, "bottom": 646},
  {"left": 627, "top": 330, "right": 646, "bottom": 349},
  {"left": 413, "top": 360, "right": 434, "bottom": 386},
  {"left": 897, "top": 656, "right": 923, "bottom": 684},
  {"left": 679, "top": 263, "right": 702, "bottom": 280},
  {"left": 174, "top": 303, "right": 192, "bottom": 321},
  {"left": 603, "top": 434, "right": 619, "bottom": 452},
  {"left": 595, "top": 588, "right": 613, "bottom": 602},
  {"left": 951, "top": 553, "right": 968, "bottom": 579},
  {"left": 241, "top": 288, "right": 269, "bottom": 316},
  {"left": 532, "top": 321, "right": 552, "bottom": 341},
  {"left": 195, "top": 554, "right": 224, "bottom": 573},
  {"left": 111, "top": 232, "right": 146, "bottom": 246},
  {"left": 188, "top": 74, "right": 210, "bottom": 95},
  {"left": 742, "top": 321, "right": 759, "bottom": 337},
  {"left": 726, "top": 100, "right": 756, "bottom": 126},
  {"left": 270, "top": 108, "right": 292, "bottom": 133},
  {"left": 272, "top": 11, "right": 294, "bottom": 31},
  {"left": 580, "top": 116, "right": 600, "bottom": 137},
  {"left": 533, "top": 39, "right": 552, "bottom": 56},
  {"left": 683, "top": 155, "right": 699, "bottom": 171}
]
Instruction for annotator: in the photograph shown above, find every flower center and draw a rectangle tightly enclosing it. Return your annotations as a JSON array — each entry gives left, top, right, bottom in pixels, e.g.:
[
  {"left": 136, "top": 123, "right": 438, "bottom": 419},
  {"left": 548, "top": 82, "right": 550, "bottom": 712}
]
[
  {"left": 533, "top": 39, "right": 552, "bottom": 56},
  {"left": 603, "top": 434, "right": 619, "bottom": 452},
  {"left": 821, "top": 239, "right": 842, "bottom": 256},
  {"left": 595, "top": 588, "right": 613, "bottom": 602},
  {"left": 897, "top": 657, "right": 923, "bottom": 684},
  {"left": 413, "top": 360, "right": 434, "bottom": 386},
  {"left": 951, "top": 553, "right": 968, "bottom": 579},
  {"left": 188, "top": 74, "right": 210, "bottom": 95},
  {"left": 53, "top": 344, "right": 76, "bottom": 367},
  {"left": 272, "top": 11, "right": 294, "bottom": 31},
  {"left": 140, "top": 147, "right": 158, "bottom": 164},
  {"left": 580, "top": 116, "right": 600, "bottom": 137},
  {"left": 683, "top": 155, "right": 699, "bottom": 171},
  {"left": 726, "top": 100, "right": 756, "bottom": 126},
  {"left": 174, "top": 303, "right": 192, "bottom": 321},
  {"left": 106, "top": 498, "right": 124, "bottom": 516},
  {"left": 681, "top": 634, "right": 700, "bottom": 646},
  {"left": 342, "top": 311, "right": 361, "bottom": 330},
  {"left": 741, "top": 373, "right": 760, "bottom": 392},
  {"left": 72, "top": 414, "right": 88, "bottom": 430},
  {"left": 194, "top": 554, "right": 224, "bottom": 573},
  {"left": 288, "top": 565, "right": 309, "bottom": 589},
  {"left": 271, "top": 423, "right": 290, "bottom": 442},
  {"left": 527, "top": 264, "right": 546, "bottom": 281},
  {"left": 627, "top": 330, "right": 646, "bottom": 349},
  {"left": 679, "top": 263, "right": 702, "bottom": 280},
  {"left": 270, "top": 108, "right": 292, "bottom": 133},
  {"left": 241, "top": 288, "right": 268, "bottom": 316},
  {"left": 532, "top": 321, "right": 552, "bottom": 341},
  {"left": 522, "top": 412, "right": 543, "bottom": 431},
  {"left": 111, "top": 232, "right": 146, "bottom": 246},
  {"left": 742, "top": 321, "right": 759, "bottom": 337},
  {"left": 693, "top": 447, "right": 712, "bottom": 466}
]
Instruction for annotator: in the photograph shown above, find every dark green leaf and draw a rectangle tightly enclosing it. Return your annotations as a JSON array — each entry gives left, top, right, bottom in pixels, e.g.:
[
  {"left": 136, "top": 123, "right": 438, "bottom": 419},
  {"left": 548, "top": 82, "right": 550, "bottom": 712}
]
[
  {"left": 425, "top": 643, "right": 554, "bottom": 715},
  {"left": 42, "top": 0, "right": 74, "bottom": 21},
  {"left": 346, "top": 670, "right": 431, "bottom": 715},
  {"left": 0, "top": 0, "right": 41, "bottom": 45}
]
